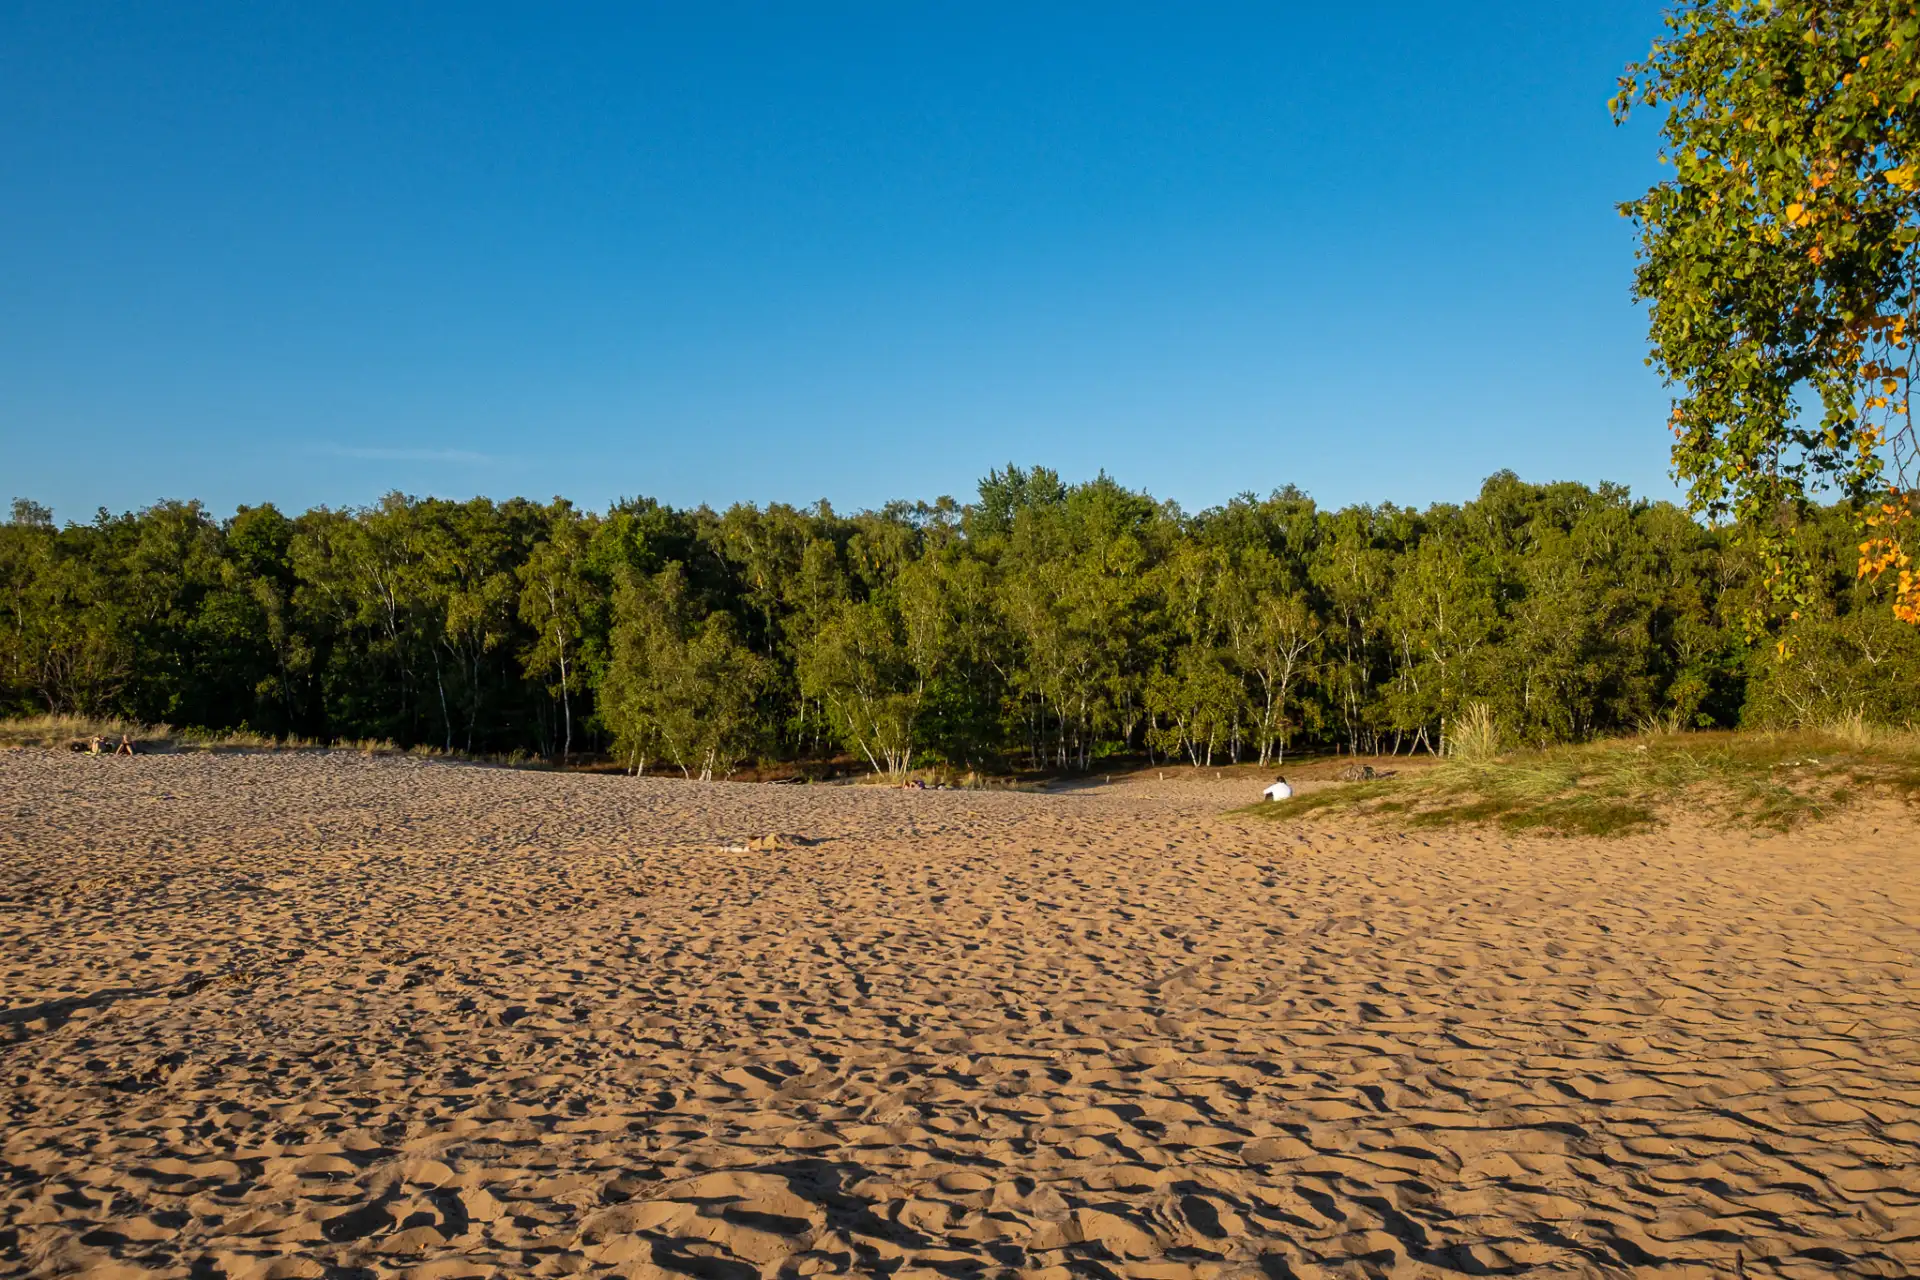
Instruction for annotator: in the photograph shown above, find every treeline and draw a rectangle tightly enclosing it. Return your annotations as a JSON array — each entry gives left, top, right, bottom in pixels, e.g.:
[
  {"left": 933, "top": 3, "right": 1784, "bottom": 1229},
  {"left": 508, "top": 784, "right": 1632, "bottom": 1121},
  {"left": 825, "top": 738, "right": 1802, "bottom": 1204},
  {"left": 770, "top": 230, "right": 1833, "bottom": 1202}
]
[{"left": 4, "top": 469, "right": 1916, "bottom": 775}]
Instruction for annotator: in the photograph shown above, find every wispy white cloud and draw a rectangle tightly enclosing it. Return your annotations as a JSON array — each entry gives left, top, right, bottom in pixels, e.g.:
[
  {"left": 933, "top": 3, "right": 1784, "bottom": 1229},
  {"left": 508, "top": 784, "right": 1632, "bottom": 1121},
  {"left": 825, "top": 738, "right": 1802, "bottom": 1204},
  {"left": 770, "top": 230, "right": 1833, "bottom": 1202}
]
[{"left": 319, "top": 445, "right": 505, "bottom": 466}]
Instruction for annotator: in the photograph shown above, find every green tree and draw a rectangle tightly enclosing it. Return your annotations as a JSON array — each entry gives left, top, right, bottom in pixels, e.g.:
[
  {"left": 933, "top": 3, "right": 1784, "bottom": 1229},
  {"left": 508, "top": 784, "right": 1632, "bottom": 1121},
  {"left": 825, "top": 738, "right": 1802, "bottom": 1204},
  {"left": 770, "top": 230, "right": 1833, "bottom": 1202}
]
[
  {"left": 896, "top": 551, "right": 1006, "bottom": 764},
  {"left": 1146, "top": 647, "right": 1242, "bottom": 767},
  {"left": 1616, "top": 0, "right": 1920, "bottom": 625},
  {"left": 426, "top": 498, "right": 520, "bottom": 754},
  {"left": 221, "top": 504, "right": 308, "bottom": 735},
  {"left": 1383, "top": 531, "right": 1498, "bottom": 753},
  {"left": 1222, "top": 552, "right": 1321, "bottom": 765},
  {"left": 519, "top": 502, "right": 593, "bottom": 760},
  {"left": 602, "top": 564, "right": 767, "bottom": 779},
  {"left": 290, "top": 496, "right": 437, "bottom": 742},
  {"left": 0, "top": 506, "right": 130, "bottom": 716},
  {"left": 798, "top": 598, "right": 923, "bottom": 779}
]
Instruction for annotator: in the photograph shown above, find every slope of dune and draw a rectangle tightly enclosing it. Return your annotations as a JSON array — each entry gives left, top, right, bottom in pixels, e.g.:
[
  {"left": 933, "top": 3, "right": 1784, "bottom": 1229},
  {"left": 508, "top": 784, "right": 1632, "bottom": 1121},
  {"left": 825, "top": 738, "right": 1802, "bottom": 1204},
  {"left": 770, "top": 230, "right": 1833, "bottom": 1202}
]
[{"left": 2, "top": 751, "right": 1917, "bottom": 1279}]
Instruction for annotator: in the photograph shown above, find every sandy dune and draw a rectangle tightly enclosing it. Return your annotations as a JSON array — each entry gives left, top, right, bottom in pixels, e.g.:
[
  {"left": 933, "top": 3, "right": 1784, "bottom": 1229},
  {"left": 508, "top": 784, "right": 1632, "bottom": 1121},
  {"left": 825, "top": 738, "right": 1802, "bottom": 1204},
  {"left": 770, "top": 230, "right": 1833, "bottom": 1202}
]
[{"left": 2, "top": 753, "right": 1917, "bottom": 1279}]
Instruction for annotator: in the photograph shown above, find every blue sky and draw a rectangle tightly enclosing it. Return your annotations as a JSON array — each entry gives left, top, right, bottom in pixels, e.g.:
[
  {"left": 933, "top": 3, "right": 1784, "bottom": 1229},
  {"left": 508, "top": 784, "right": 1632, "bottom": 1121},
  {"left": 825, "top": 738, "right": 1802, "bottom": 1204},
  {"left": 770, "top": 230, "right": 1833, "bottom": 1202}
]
[{"left": 2, "top": 3, "right": 1676, "bottom": 522}]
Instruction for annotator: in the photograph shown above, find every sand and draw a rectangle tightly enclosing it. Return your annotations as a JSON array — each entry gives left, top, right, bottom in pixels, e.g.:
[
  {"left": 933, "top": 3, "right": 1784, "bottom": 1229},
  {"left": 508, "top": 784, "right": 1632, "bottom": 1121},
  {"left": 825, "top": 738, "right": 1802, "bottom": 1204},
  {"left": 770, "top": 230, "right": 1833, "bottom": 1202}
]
[{"left": 2, "top": 752, "right": 1917, "bottom": 1279}]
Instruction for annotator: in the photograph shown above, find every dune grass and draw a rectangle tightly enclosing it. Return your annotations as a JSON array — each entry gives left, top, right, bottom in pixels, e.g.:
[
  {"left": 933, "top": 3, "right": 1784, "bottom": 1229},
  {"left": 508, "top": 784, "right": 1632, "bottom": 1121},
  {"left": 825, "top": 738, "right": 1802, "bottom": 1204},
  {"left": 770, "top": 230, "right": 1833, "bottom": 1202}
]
[
  {"left": 0, "top": 715, "right": 399, "bottom": 756},
  {"left": 0, "top": 715, "right": 617, "bottom": 767},
  {"left": 1242, "top": 724, "right": 1920, "bottom": 837},
  {"left": 0, "top": 714, "right": 171, "bottom": 750}
]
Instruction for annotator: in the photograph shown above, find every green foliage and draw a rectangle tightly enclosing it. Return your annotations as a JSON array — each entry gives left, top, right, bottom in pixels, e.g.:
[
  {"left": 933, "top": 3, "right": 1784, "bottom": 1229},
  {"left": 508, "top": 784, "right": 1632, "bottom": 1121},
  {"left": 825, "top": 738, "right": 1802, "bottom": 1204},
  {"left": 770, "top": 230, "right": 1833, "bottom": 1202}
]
[
  {"left": 518, "top": 503, "right": 592, "bottom": 759},
  {"left": 1616, "top": 0, "right": 1920, "bottom": 625},
  {"left": 600, "top": 564, "right": 769, "bottom": 779},
  {"left": 2, "top": 468, "right": 1914, "bottom": 771},
  {"left": 799, "top": 598, "right": 924, "bottom": 778},
  {"left": 606, "top": 568, "right": 771, "bottom": 786}
]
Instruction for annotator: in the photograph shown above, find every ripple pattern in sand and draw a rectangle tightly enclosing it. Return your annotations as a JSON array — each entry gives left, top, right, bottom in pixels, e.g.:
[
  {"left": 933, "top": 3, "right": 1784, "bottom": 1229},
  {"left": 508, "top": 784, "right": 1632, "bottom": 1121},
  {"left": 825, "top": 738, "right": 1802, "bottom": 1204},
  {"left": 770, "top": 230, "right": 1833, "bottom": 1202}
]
[{"left": 3, "top": 753, "right": 1918, "bottom": 1278}]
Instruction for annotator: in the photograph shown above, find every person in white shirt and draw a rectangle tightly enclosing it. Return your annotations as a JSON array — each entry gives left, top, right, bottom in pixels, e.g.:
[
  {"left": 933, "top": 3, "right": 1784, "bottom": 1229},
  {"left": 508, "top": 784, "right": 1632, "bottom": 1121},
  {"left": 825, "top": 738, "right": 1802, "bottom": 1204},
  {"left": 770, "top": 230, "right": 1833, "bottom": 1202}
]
[{"left": 1263, "top": 776, "right": 1292, "bottom": 801}]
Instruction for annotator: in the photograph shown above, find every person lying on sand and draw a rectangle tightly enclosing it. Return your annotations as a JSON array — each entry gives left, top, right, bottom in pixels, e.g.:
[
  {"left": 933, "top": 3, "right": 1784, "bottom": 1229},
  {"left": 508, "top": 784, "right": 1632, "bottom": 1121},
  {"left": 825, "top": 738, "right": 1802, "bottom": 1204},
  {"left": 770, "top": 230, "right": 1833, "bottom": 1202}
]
[{"left": 67, "top": 734, "right": 136, "bottom": 755}]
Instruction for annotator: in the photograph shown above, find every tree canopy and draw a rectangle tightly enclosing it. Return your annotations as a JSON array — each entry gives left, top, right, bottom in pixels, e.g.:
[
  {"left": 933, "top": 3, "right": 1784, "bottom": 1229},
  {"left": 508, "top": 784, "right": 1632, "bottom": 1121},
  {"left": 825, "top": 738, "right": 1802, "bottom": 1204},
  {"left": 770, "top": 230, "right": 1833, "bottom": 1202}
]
[
  {"left": 1615, "top": 0, "right": 1920, "bottom": 626},
  {"left": 5, "top": 470, "right": 1914, "bottom": 772}
]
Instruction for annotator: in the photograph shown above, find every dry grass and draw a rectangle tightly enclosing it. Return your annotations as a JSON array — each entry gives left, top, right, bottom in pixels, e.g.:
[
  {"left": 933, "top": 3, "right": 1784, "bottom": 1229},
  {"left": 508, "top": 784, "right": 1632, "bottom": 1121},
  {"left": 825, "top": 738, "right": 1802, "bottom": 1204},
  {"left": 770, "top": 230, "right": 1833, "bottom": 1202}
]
[
  {"left": 0, "top": 715, "right": 169, "bottom": 750},
  {"left": 1242, "top": 727, "right": 1920, "bottom": 837},
  {"left": 1444, "top": 701, "right": 1501, "bottom": 763},
  {"left": 3, "top": 716, "right": 413, "bottom": 759}
]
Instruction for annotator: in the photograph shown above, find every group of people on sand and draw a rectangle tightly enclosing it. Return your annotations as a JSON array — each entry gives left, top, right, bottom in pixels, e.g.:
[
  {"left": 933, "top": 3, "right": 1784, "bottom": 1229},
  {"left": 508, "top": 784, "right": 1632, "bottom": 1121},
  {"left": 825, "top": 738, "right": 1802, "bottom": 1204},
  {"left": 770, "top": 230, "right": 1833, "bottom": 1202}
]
[{"left": 70, "top": 734, "right": 137, "bottom": 756}]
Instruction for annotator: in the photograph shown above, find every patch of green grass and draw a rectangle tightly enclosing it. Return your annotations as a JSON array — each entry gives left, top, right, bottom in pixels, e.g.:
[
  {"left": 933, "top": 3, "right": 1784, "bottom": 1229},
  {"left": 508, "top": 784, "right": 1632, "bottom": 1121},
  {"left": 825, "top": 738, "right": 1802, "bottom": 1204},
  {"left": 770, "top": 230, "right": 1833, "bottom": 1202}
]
[
  {"left": 1405, "top": 797, "right": 1515, "bottom": 827},
  {"left": 1233, "top": 779, "right": 1399, "bottom": 820},
  {"left": 1498, "top": 799, "right": 1659, "bottom": 838},
  {"left": 1240, "top": 728, "right": 1920, "bottom": 838}
]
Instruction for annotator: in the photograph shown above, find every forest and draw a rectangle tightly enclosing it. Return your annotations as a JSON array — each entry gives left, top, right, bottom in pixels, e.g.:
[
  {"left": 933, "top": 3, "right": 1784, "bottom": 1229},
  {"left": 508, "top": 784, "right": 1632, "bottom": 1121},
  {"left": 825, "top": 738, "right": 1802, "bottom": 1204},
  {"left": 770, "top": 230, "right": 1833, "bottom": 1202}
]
[{"left": 3, "top": 468, "right": 1917, "bottom": 777}]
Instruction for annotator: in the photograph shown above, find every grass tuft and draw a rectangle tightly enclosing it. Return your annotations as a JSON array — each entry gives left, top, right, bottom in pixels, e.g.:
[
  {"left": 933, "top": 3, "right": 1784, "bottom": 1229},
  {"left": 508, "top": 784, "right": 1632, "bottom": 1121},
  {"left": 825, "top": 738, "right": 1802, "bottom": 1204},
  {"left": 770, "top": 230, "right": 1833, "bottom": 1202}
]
[{"left": 1444, "top": 702, "right": 1502, "bottom": 764}]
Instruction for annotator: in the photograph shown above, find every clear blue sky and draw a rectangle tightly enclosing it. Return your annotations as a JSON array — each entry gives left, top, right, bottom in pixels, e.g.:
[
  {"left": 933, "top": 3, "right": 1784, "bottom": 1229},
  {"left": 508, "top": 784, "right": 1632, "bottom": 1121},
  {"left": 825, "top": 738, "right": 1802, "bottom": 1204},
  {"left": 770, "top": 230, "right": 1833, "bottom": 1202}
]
[{"left": 3, "top": 2, "right": 1677, "bottom": 523}]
